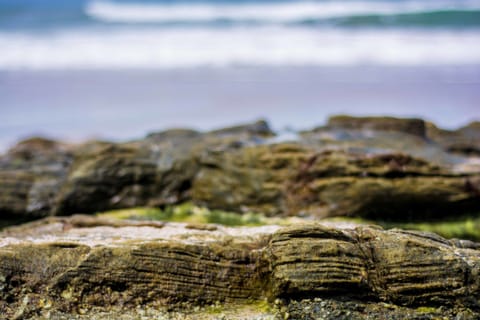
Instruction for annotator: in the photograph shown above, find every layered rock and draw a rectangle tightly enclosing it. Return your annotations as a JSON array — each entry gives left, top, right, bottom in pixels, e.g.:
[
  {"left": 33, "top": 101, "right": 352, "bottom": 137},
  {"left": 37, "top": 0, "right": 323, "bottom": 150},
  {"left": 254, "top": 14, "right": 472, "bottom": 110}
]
[
  {"left": 0, "top": 137, "right": 73, "bottom": 223},
  {"left": 192, "top": 144, "right": 480, "bottom": 219},
  {"left": 1, "top": 117, "right": 479, "bottom": 224},
  {"left": 0, "top": 218, "right": 479, "bottom": 318},
  {"left": 0, "top": 121, "right": 275, "bottom": 220}
]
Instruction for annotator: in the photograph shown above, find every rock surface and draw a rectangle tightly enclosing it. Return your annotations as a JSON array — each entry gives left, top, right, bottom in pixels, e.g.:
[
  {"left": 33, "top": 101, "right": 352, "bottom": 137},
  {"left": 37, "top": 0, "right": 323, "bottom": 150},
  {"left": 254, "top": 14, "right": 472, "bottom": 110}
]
[
  {"left": 427, "top": 121, "right": 480, "bottom": 156},
  {"left": 0, "top": 217, "right": 479, "bottom": 319},
  {"left": 1, "top": 117, "right": 479, "bottom": 224},
  {"left": 326, "top": 115, "right": 428, "bottom": 137},
  {"left": 285, "top": 298, "right": 478, "bottom": 320},
  {"left": 0, "top": 137, "right": 73, "bottom": 224}
]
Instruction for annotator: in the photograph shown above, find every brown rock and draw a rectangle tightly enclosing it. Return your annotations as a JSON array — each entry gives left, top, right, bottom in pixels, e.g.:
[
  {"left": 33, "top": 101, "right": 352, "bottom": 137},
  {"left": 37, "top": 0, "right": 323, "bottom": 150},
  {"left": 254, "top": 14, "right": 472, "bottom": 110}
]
[
  {"left": 0, "top": 137, "right": 73, "bottom": 221},
  {"left": 326, "top": 115, "right": 427, "bottom": 138},
  {"left": 427, "top": 121, "right": 480, "bottom": 156},
  {"left": 1, "top": 118, "right": 479, "bottom": 225},
  {"left": 0, "top": 219, "right": 478, "bottom": 318},
  {"left": 192, "top": 144, "right": 480, "bottom": 219}
]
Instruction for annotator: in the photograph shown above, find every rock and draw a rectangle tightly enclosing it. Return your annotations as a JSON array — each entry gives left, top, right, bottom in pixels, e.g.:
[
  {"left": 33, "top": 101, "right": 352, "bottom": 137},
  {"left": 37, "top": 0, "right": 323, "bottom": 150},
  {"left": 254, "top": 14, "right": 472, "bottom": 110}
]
[
  {"left": 146, "top": 128, "right": 201, "bottom": 142},
  {"left": 285, "top": 298, "right": 478, "bottom": 320},
  {"left": 0, "top": 171, "right": 34, "bottom": 217},
  {"left": 208, "top": 119, "right": 274, "bottom": 138},
  {"left": 53, "top": 120, "right": 276, "bottom": 216},
  {"left": 0, "top": 137, "right": 73, "bottom": 222},
  {"left": 427, "top": 121, "right": 480, "bottom": 156},
  {"left": 1, "top": 118, "right": 479, "bottom": 224},
  {"left": 192, "top": 144, "right": 480, "bottom": 219},
  {"left": 53, "top": 142, "right": 161, "bottom": 214},
  {"left": 267, "top": 224, "right": 480, "bottom": 306},
  {"left": 301, "top": 118, "right": 457, "bottom": 169},
  {"left": 326, "top": 115, "right": 427, "bottom": 138},
  {"left": 0, "top": 217, "right": 276, "bottom": 318},
  {"left": 0, "top": 219, "right": 478, "bottom": 318},
  {"left": 3, "top": 137, "right": 68, "bottom": 163},
  {"left": 191, "top": 143, "right": 300, "bottom": 216}
]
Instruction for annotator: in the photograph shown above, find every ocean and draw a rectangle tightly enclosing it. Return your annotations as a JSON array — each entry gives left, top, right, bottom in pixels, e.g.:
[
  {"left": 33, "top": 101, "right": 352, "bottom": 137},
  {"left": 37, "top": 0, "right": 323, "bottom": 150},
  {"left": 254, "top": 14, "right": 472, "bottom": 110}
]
[
  {"left": 2, "top": 0, "right": 480, "bottom": 68},
  {"left": 0, "top": 0, "right": 479, "bottom": 149}
]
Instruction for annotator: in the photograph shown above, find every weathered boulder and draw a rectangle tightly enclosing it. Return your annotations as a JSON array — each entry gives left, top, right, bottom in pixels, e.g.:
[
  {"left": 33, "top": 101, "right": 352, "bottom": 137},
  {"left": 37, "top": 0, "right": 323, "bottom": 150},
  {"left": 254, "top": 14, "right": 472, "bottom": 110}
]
[
  {"left": 207, "top": 119, "right": 274, "bottom": 138},
  {"left": 0, "top": 137, "right": 73, "bottom": 223},
  {"left": 54, "top": 120, "right": 274, "bottom": 216},
  {"left": 0, "top": 218, "right": 479, "bottom": 318},
  {"left": 53, "top": 142, "right": 162, "bottom": 214},
  {"left": 192, "top": 143, "right": 480, "bottom": 219},
  {"left": 269, "top": 224, "right": 480, "bottom": 307},
  {"left": 1, "top": 117, "right": 479, "bottom": 224},
  {"left": 300, "top": 116, "right": 465, "bottom": 168},
  {"left": 0, "top": 120, "right": 274, "bottom": 220}
]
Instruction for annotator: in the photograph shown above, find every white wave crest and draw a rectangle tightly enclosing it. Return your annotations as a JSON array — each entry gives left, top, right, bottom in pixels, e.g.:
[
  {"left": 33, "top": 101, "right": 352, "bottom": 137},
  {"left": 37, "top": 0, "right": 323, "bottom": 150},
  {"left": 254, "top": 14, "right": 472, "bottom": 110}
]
[
  {"left": 85, "top": 0, "right": 480, "bottom": 23},
  {"left": 1, "top": 27, "right": 479, "bottom": 69}
]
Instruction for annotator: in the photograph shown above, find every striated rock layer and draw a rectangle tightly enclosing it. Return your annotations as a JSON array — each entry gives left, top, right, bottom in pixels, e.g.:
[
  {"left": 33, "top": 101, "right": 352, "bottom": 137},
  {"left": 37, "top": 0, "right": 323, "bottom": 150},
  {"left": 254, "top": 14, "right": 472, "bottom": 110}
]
[
  {"left": 1, "top": 117, "right": 479, "bottom": 223},
  {"left": 0, "top": 217, "right": 479, "bottom": 318}
]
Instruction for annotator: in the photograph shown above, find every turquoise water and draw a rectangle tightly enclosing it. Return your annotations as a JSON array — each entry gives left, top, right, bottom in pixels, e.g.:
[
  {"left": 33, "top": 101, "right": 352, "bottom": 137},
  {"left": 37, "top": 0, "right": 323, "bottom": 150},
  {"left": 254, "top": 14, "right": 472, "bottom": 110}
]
[
  {"left": 1, "top": 0, "right": 480, "bottom": 68},
  {"left": 2, "top": 0, "right": 480, "bottom": 30}
]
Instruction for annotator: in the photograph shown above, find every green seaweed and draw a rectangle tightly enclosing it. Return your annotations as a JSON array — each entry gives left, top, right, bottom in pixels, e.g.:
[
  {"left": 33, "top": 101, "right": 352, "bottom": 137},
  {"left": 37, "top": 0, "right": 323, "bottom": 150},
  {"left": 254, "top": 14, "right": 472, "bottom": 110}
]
[
  {"left": 96, "top": 203, "right": 480, "bottom": 241},
  {"left": 97, "top": 202, "right": 267, "bottom": 227},
  {"left": 328, "top": 214, "right": 480, "bottom": 242},
  {"left": 380, "top": 214, "right": 480, "bottom": 242}
]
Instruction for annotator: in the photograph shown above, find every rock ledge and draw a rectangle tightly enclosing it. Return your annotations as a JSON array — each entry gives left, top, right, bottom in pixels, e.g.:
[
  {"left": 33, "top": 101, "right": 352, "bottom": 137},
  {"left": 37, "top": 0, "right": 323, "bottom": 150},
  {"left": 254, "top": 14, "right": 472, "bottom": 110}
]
[{"left": 1, "top": 217, "right": 479, "bottom": 319}]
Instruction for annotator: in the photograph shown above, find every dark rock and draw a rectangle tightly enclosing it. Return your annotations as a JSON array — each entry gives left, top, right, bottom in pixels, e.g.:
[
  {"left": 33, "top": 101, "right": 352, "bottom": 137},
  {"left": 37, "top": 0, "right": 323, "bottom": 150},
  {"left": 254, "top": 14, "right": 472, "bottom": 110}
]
[
  {"left": 1, "top": 118, "right": 479, "bottom": 224},
  {"left": 208, "top": 119, "right": 274, "bottom": 138},
  {"left": 427, "top": 121, "right": 480, "bottom": 156},
  {"left": 53, "top": 143, "right": 160, "bottom": 214},
  {"left": 300, "top": 117, "right": 459, "bottom": 169},
  {"left": 53, "top": 120, "right": 274, "bottom": 216},
  {"left": 192, "top": 144, "right": 480, "bottom": 219},
  {"left": 0, "top": 137, "right": 73, "bottom": 221}
]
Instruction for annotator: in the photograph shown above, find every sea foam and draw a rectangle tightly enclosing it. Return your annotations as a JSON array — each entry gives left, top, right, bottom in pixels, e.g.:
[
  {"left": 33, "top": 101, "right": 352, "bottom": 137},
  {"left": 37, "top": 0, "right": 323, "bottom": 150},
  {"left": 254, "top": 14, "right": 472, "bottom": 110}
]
[{"left": 0, "top": 27, "right": 479, "bottom": 70}]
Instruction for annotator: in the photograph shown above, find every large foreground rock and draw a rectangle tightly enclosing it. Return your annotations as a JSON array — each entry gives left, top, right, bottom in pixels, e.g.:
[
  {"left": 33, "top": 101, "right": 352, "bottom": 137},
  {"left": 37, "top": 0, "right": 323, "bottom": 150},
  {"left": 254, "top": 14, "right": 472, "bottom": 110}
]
[
  {"left": 1, "top": 117, "right": 479, "bottom": 223},
  {"left": 0, "top": 217, "right": 479, "bottom": 319}
]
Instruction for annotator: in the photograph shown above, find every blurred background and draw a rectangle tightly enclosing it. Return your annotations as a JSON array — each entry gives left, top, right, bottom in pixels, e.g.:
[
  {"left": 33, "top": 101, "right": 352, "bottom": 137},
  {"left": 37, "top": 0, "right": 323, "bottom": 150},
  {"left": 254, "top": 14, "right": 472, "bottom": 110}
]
[{"left": 1, "top": 0, "right": 479, "bottom": 150}]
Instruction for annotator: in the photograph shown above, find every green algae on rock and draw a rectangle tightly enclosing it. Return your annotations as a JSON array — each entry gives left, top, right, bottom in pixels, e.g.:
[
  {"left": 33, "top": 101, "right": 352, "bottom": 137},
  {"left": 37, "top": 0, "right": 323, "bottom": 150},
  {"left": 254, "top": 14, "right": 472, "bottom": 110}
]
[
  {"left": 96, "top": 203, "right": 267, "bottom": 227},
  {"left": 94, "top": 203, "right": 480, "bottom": 242}
]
